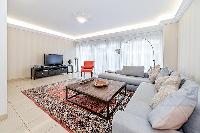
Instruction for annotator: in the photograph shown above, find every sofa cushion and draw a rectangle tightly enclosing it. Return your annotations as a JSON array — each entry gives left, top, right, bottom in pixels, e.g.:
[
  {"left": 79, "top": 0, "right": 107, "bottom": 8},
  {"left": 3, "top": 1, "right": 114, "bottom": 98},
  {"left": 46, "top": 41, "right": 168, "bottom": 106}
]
[
  {"left": 182, "top": 80, "right": 200, "bottom": 133},
  {"left": 98, "top": 73, "right": 151, "bottom": 86},
  {"left": 125, "top": 101, "right": 152, "bottom": 119},
  {"left": 112, "top": 111, "right": 181, "bottom": 133},
  {"left": 121, "top": 66, "right": 144, "bottom": 77},
  {"left": 131, "top": 82, "right": 156, "bottom": 103},
  {"left": 125, "top": 83, "right": 154, "bottom": 119},
  {"left": 148, "top": 83, "right": 199, "bottom": 130}
]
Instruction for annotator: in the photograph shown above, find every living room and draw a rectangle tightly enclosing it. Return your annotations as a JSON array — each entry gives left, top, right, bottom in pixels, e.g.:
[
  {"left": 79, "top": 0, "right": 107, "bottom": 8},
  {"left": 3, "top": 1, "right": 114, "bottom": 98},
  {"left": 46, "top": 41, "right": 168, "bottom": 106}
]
[{"left": 0, "top": 0, "right": 200, "bottom": 133}]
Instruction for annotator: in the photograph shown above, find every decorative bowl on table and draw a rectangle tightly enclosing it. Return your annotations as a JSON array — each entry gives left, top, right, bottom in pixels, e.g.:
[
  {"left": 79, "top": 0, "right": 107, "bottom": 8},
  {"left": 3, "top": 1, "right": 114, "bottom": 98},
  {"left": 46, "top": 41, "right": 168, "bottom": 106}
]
[
  {"left": 79, "top": 77, "right": 94, "bottom": 84},
  {"left": 93, "top": 79, "right": 109, "bottom": 87}
]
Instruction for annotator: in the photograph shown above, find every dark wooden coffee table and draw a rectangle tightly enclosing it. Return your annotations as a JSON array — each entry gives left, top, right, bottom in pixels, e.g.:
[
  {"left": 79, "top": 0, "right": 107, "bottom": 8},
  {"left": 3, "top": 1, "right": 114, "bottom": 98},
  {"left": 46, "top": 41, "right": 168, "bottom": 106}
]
[{"left": 66, "top": 78, "right": 127, "bottom": 120}]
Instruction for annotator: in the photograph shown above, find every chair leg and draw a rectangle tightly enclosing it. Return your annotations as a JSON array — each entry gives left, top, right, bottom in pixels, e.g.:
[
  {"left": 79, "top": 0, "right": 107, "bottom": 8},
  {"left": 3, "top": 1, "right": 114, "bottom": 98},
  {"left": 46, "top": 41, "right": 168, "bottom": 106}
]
[{"left": 91, "top": 72, "right": 93, "bottom": 77}]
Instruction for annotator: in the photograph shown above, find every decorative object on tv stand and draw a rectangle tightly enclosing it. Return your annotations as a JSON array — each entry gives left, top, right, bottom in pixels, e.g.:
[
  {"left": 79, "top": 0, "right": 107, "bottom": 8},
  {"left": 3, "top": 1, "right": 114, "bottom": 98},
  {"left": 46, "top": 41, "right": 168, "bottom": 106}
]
[
  {"left": 114, "top": 38, "right": 156, "bottom": 68},
  {"left": 67, "top": 59, "right": 74, "bottom": 73},
  {"left": 68, "top": 59, "right": 72, "bottom": 65}
]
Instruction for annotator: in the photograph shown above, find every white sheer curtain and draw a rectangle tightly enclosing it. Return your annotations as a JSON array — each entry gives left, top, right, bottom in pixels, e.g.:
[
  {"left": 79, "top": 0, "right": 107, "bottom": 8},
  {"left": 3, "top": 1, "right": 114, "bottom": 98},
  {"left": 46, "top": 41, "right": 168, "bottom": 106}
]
[
  {"left": 75, "top": 30, "right": 163, "bottom": 74},
  {"left": 121, "top": 31, "right": 163, "bottom": 71},
  {"left": 75, "top": 39, "right": 121, "bottom": 73}
]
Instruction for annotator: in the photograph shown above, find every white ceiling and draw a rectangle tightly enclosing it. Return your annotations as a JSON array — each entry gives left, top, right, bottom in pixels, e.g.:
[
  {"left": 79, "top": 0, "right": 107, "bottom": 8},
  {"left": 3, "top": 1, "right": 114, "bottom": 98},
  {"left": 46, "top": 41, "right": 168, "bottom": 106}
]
[{"left": 8, "top": 0, "right": 182, "bottom": 39}]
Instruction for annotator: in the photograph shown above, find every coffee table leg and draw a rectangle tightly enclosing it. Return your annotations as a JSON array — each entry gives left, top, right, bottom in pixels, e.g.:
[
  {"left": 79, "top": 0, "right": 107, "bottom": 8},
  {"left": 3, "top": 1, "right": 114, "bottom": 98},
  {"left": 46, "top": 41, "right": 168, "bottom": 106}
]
[{"left": 124, "top": 85, "right": 127, "bottom": 96}]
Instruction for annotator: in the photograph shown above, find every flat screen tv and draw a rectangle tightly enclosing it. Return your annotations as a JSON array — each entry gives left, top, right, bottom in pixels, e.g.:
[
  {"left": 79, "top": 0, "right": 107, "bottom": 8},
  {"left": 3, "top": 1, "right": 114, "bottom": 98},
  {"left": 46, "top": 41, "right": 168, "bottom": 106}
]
[{"left": 44, "top": 54, "right": 63, "bottom": 66}]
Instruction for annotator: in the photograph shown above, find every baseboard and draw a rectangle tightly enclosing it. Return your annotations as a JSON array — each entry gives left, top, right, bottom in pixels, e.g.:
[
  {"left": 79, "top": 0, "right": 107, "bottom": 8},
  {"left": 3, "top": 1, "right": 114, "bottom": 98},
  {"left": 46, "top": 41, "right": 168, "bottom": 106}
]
[{"left": 0, "top": 114, "right": 8, "bottom": 121}]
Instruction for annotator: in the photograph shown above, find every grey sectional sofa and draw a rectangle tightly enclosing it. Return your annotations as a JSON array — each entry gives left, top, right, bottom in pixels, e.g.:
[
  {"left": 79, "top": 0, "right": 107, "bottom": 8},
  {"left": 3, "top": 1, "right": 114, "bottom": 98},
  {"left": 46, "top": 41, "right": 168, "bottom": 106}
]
[
  {"left": 98, "top": 72, "right": 150, "bottom": 86},
  {"left": 98, "top": 71, "right": 151, "bottom": 91},
  {"left": 112, "top": 77, "right": 200, "bottom": 133}
]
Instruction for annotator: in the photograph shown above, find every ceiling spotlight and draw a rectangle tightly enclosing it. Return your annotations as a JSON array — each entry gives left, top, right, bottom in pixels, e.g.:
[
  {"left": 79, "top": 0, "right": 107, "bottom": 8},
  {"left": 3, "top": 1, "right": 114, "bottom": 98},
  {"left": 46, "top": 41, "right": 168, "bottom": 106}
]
[
  {"left": 76, "top": 16, "right": 88, "bottom": 24},
  {"left": 74, "top": 10, "right": 90, "bottom": 24}
]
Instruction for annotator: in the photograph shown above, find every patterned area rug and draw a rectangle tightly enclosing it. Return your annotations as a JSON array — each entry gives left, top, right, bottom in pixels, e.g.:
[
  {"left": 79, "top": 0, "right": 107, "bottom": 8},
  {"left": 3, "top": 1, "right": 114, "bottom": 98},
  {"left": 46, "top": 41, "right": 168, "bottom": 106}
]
[{"left": 22, "top": 79, "right": 134, "bottom": 133}]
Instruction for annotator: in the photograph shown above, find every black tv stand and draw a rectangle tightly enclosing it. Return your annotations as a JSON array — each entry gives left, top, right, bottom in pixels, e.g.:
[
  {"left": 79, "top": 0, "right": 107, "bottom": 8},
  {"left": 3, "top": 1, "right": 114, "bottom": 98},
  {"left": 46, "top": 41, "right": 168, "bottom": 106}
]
[{"left": 31, "top": 65, "right": 68, "bottom": 80}]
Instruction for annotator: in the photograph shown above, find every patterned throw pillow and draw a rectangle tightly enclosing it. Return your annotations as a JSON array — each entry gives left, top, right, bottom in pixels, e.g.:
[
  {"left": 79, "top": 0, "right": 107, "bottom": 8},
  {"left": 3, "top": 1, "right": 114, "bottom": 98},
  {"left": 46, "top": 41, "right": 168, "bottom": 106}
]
[
  {"left": 162, "top": 75, "right": 181, "bottom": 88},
  {"left": 155, "top": 76, "right": 170, "bottom": 92},
  {"left": 150, "top": 86, "right": 177, "bottom": 109},
  {"left": 148, "top": 65, "right": 161, "bottom": 82},
  {"left": 151, "top": 74, "right": 182, "bottom": 108}
]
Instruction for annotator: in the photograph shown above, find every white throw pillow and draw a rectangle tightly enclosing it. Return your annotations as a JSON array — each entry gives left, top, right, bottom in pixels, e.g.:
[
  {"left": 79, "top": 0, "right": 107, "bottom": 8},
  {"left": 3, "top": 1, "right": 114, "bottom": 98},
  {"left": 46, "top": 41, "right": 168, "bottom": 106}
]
[{"left": 148, "top": 86, "right": 199, "bottom": 130}]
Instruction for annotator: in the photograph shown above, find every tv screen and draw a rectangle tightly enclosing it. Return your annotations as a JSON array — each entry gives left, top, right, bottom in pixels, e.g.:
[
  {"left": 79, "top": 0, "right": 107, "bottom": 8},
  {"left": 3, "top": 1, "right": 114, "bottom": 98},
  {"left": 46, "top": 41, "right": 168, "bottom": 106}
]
[{"left": 44, "top": 54, "right": 63, "bottom": 66}]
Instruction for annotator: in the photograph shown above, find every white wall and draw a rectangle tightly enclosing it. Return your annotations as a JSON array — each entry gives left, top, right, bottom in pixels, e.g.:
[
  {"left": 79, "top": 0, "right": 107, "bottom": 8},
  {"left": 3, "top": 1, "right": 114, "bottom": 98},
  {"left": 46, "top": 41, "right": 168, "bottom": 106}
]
[
  {"left": 0, "top": 0, "right": 7, "bottom": 117},
  {"left": 178, "top": 0, "right": 200, "bottom": 83},
  {"left": 163, "top": 23, "right": 178, "bottom": 71},
  {"left": 8, "top": 26, "right": 75, "bottom": 80}
]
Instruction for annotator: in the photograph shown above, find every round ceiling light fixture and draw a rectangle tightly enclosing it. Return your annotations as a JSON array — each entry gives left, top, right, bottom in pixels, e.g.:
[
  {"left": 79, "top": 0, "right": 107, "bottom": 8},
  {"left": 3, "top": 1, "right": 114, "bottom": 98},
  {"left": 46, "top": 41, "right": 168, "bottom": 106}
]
[
  {"left": 74, "top": 10, "right": 90, "bottom": 24},
  {"left": 76, "top": 16, "right": 88, "bottom": 24}
]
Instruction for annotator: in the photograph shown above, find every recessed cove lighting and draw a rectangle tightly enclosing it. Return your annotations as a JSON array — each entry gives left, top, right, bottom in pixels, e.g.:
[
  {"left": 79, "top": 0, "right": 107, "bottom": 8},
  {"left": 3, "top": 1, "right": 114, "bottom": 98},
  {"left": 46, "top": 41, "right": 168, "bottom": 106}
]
[
  {"left": 7, "top": 17, "right": 75, "bottom": 40},
  {"left": 76, "top": 16, "right": 88, "bottom": 24}
]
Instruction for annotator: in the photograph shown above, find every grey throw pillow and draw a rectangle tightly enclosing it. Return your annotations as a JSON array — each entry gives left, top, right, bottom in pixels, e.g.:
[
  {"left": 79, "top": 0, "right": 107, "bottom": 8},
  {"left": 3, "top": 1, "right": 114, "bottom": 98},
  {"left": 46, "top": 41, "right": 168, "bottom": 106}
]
[
  {"left": 148, "top": 84, "right": 199, "bottom": 130},
  {"left": 115, "top": 70, "right": 123, "bottom": 75},
  {"left": 144, "top": 72, "right": 149, "bottom": 78},
  {"left": 121, "top": 66, "right": 144, "bottom": 77},
  {"left": 157, "top": 67, "right": 170, "bottom": 78}
]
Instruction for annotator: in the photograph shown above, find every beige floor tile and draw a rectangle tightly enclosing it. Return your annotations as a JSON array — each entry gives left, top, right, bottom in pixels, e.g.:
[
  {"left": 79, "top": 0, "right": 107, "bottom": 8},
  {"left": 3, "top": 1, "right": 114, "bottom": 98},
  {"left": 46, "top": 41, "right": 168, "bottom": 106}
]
[
  {"left": 11, "top": 98, "right": 36, "bottom": 114},
  {"left": 18, "top": 105, "right": 47, "bottom": 125},
  {"left": 9, "top": 125, "right": 30, "bottom": 133},
  {"left": 0, "top": 73, "right": 89, "bottom": 132},
  {"left": 48, "top": 124, "right": 68, "bottom": 133},
  {"left": 0, "top": 105, "right": 24, "bottom": 133},
  {"left": 28, "top": 118, "right": 57, "bottom": 133},
  {"left": 8, "top": 93, "right": 29, "bottom": 105}
]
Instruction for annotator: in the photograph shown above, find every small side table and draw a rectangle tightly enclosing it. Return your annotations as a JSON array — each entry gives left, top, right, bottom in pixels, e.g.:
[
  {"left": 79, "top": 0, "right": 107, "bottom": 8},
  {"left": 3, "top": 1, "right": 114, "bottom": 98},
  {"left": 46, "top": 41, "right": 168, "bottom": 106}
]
[{"left": 67, "top": 65, "right": 73, "bottom": 74}]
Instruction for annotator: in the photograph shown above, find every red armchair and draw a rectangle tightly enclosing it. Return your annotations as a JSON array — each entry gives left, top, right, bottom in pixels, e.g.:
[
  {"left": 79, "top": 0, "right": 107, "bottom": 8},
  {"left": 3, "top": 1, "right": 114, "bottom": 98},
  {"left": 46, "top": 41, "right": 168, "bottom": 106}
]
[{"left": 81, "top": 61, "right": 94, "bottom": 77}]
